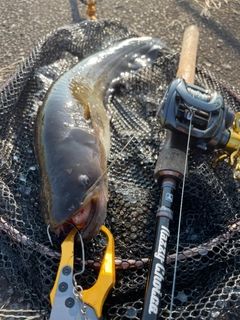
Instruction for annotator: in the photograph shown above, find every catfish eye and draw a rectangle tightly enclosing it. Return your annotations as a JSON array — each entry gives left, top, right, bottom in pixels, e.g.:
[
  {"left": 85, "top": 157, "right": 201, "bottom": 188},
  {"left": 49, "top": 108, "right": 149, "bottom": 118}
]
[{"left": 78, "top": 174, "right": 89, "bottom": 186}]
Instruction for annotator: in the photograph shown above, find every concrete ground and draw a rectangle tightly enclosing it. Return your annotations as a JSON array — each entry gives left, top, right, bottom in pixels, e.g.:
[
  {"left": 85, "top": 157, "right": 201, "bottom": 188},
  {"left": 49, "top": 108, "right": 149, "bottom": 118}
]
[
  {"left": 0, "top": 0, "right": 239, "bottom": 318},
  {"left": 0, "top": 0, "right": 240, "bottom": 90}
]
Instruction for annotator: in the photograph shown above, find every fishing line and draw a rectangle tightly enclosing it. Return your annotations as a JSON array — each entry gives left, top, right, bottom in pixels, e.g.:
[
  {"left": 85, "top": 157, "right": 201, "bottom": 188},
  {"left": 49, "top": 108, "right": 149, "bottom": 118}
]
[
  {"left": 66, "top": 221, "right": 86, "bottom": 281},
  {"left": 168, "top": 109, "right": 194, "bottom": 319},
  {"left": 47, "top": 220, "right": 86, "bottom": 281},
  {"left": 47, "top": 224, "right": 53, "bottom": 246},
  {"left": 85, "top": 135, "right": 134, "bottom": 195}
]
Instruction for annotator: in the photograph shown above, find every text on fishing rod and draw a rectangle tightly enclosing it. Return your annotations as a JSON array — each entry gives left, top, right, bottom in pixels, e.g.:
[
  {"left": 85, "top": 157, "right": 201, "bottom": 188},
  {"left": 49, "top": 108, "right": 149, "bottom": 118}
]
[{"left": 148, "top": 225, "right": 170, "bottom": 315}]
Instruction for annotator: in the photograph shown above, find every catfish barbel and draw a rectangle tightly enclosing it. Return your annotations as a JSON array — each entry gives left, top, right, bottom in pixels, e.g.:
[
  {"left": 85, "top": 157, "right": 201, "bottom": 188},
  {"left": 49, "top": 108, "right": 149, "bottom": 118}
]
[{"left": 35, "top": 36, "right": 171, "bottom": 242}]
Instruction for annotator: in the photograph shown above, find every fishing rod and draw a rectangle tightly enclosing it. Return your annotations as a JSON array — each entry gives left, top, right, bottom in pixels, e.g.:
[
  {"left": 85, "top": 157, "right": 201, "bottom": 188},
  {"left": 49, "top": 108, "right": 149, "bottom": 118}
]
[
  {"left": 141, "top": 25, "right": 199, "bottom": 320},
  {"left": 141, "top": 24, "right": 240, "bottom": 319}
]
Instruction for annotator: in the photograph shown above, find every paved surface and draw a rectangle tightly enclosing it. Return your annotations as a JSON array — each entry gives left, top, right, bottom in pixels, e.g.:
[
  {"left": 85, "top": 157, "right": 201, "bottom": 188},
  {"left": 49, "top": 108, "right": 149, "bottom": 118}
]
[
  {"left": 0, "top": 0, "right": 240, "bottom": 89},
  {"left": 0, "top": 0, "right": 240, "bottom": 316}
]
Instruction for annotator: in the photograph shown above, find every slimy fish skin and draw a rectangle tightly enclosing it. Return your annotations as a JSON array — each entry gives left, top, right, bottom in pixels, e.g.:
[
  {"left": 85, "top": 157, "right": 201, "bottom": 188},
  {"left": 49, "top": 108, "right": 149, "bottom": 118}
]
[{"left": 35, "top": 36, "right": 170, "bottom": 242}]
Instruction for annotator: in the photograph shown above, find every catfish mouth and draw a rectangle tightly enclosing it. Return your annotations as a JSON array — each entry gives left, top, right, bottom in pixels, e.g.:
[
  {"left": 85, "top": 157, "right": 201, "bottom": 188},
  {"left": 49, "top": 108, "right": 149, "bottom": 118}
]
[
  {"left": 53, "top": 185, "right": 107, "bottom": 242},
  {"left": 54, "top": 199, "right": 96, "bottom": 237}
]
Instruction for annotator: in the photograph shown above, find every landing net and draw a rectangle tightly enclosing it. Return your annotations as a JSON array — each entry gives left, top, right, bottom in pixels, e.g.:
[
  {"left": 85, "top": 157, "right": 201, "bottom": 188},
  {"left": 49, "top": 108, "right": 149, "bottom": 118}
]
[{"left": 0, "top": 20, "right": 240, "bottom": 319}]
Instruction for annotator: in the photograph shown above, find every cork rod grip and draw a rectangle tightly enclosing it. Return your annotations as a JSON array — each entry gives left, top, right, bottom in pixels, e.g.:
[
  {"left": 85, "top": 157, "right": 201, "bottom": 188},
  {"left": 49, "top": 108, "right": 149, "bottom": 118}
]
[{"left": 176, "top": 25, "right": 199, "bottom": 84}]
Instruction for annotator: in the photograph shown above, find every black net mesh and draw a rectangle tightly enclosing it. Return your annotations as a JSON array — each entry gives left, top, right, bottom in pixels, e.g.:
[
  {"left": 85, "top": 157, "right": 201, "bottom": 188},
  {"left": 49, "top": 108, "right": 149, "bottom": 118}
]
[{"left": 0, "top": 20, "right": 240, "bottom": 319}]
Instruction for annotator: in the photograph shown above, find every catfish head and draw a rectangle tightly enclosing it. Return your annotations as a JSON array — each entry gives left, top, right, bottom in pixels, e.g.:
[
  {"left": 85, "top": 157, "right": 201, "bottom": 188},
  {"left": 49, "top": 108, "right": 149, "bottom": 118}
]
[{"left": 39, "top": 128, "right": 108, "bottom": 243}]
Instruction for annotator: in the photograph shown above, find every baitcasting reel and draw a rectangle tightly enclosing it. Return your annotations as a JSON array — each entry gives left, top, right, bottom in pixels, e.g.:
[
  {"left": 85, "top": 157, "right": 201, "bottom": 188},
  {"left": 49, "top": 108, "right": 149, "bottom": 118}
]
[{"left": 157, "top": 78, "right": 240, "bottom": 179}]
